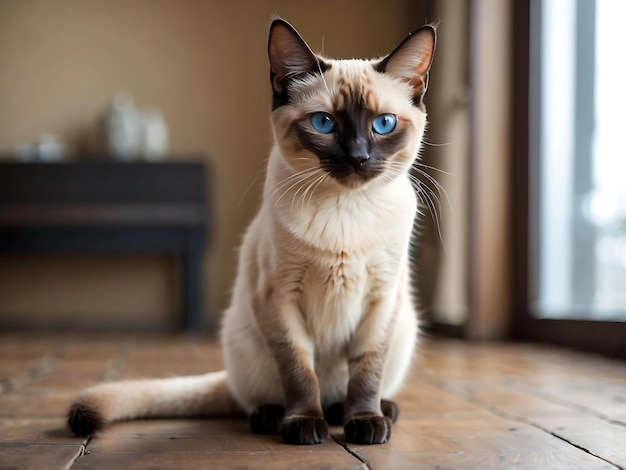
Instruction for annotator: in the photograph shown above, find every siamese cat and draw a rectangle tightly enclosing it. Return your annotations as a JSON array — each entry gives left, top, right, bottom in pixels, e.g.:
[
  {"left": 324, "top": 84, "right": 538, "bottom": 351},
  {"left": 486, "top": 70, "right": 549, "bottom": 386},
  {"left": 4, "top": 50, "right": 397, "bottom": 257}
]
[{"left": 68, "top": 18, "right": 436, "bottom": 445}]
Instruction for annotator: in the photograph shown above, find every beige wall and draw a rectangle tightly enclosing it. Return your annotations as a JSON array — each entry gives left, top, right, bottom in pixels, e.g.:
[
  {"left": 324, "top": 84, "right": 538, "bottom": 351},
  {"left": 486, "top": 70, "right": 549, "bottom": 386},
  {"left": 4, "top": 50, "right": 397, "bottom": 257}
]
[{"left": 0, "top": 0, "right": 418, "bottom": 328}]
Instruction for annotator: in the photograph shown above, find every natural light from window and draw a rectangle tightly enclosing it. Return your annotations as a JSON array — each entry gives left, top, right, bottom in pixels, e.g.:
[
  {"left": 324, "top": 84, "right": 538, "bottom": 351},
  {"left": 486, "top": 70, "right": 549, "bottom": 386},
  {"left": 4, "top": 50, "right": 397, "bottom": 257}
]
[{"left": 536, "top": 0, "right": 626, "bottom": 320}]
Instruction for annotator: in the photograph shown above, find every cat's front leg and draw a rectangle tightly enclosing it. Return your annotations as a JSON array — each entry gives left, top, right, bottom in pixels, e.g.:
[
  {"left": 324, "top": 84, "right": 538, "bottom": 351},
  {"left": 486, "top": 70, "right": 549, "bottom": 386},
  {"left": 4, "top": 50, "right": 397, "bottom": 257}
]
[
  {"left": 253, "top": 294, "right": 328, "bottom": 445},
  {"left": 344, "top": 298, "right": 397, "bottom": 445}
]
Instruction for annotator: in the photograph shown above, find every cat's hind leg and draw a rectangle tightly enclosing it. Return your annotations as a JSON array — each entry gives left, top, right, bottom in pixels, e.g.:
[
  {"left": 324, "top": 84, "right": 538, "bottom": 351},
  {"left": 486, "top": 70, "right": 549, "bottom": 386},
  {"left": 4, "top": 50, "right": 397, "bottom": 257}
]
[
  {"left": 250, "top": 404, "right": 284, "bottom": 435},
  {"left": 380, "top": 399, "right": 399, "bottom": 423},
  {"left": 250, "top": 404, "right": 329, "bottom": 444}
]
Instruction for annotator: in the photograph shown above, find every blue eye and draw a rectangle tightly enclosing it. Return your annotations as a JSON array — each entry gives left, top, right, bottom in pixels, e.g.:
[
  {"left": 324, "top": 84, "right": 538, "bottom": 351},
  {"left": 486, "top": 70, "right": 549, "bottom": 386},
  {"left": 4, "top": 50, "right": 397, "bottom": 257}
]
[
  {"left": 310, "top": 112, "right": 337, "bottom": 134},
  {"left": 372, "top": 114, "right": 397, "bottom": 135}
]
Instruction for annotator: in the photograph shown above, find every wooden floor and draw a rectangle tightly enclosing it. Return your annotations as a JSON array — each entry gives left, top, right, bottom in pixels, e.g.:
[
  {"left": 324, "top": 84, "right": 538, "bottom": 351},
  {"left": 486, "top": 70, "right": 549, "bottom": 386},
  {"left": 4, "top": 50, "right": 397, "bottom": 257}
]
[{"left": 0, "top": 332, "right": 625, "bottom": 469}]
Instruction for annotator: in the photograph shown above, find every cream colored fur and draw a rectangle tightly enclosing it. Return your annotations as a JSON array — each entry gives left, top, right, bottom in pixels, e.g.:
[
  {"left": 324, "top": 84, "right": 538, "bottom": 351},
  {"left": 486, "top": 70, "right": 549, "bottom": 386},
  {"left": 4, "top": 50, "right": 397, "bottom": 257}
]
[{"left": 69, "top": 22, "right": 434, "bottom": 435}]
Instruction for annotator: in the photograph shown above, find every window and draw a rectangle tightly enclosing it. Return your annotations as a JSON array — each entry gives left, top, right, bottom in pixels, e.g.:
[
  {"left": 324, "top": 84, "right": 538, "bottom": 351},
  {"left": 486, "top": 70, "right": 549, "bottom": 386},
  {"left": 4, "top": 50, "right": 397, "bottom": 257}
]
[
  {"left": 533, "top": 0, "right": 626, "bottom": 321},
  {"left": 512, "top": 0, "right": 626, "bottom": 357}
]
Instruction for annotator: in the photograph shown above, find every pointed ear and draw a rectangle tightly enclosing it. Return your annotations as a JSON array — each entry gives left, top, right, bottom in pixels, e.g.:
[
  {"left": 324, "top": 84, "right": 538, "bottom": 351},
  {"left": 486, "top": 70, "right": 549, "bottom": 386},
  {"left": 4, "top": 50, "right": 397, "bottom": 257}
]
[
  {"left": 268, "top": 19, "right": 327, "bottom": 103},
  {"left": 376, "top": 25, "right": 436, "bottom": 105}
]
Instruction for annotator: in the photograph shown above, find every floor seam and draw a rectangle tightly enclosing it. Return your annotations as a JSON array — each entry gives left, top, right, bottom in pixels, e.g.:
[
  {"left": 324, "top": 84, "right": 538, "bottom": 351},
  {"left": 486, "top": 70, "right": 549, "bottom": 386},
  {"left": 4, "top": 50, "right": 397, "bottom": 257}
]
[
  {"left": 331, "top": 435, "right": 370, "bottom": 470},
  {"left": 545, "top": 431, "right": 623, "bottom": 470},
  {"left": 63, "top": 436, "right": 90, "bottom": 470}
]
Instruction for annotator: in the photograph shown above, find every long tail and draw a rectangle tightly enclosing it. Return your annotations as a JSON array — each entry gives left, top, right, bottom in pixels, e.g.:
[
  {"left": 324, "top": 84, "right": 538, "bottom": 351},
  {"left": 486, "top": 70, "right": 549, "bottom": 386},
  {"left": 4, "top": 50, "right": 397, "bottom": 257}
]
[{"left": 67, "top": 370, "right": 240, "bottom": 436}]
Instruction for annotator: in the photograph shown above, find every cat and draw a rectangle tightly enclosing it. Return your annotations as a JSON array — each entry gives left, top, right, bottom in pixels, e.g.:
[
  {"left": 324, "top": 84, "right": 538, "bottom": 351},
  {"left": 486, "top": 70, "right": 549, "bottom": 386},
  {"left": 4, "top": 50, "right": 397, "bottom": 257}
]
[{"left": 67, "top": 18, "right": 436, "bottom": 446}]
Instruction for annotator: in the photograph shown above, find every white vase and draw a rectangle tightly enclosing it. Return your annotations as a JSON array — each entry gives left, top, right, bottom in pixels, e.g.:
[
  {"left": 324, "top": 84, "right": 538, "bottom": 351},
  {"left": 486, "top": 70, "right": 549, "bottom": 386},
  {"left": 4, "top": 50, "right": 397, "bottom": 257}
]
[
  {"left": 141, "top": 108, "right": 168, "bottom": 161},
  {"left": 102, "top": 93, "right": 142, "bottom": 160}
]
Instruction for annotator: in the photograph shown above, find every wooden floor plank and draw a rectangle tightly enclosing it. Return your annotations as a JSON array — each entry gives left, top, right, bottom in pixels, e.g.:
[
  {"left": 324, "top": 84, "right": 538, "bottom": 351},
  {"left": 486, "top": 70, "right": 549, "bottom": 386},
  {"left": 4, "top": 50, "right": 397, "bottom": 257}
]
[
  {"left": 0, "top": 390, "right": 75, "bottom": 418},
  {"left": 0, "top": 417, "right": 80, "bottom": 445},
  {"left": 0, "top": 443, "right": 82, "bottom": 469},
  {"left": 88, "top": 419, "right": 343, "bottom": 453},
  {"left": 0, "top": 417, "right": 86, "bottom": 469},
  {"left": 0, "top": 333, "right": 624, "bottom": 469},
  {"left": 416, "top": 340, "right": 626, "bottom": 469},
  {"left": 359, "top": 450, "right": 616, "bottom": 470},
  {"left": 79, "top": 418, "right": 363, "bottom": 469},
  {"left": 467, "top": 389, "right": 626, "bottom": 468},
  {"left": 71, "top": 451, "right": 367, "bottom": 470},
  {"left": 342, "top": 374, "right": 617, "bottom": 469}
]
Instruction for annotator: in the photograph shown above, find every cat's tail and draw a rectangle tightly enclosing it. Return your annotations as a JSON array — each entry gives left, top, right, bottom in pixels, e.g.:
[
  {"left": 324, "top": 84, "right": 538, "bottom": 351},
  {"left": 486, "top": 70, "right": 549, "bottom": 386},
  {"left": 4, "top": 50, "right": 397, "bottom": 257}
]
[{"left": 67, "top": 370, "right": 240, "bottom": 436}]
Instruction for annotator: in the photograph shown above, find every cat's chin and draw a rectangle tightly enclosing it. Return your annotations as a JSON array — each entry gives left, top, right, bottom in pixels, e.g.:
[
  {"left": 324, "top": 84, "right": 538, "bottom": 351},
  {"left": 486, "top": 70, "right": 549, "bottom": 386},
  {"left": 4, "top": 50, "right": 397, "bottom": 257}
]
[{"left": 330, "top": 172, "right": 378, "bottom": 190}]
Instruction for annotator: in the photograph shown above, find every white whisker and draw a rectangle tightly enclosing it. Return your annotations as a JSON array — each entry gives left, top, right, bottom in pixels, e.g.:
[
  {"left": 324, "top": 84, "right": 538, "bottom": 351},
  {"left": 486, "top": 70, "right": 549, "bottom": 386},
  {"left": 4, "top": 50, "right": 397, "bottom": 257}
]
[
  {"left": 271, "top": 168, "right": 316, "bottom": 197},
  {"left": 413, "top": 178, "right": 446, "bottom": 252},
  {"left": 237, "top": 158, "right": 269, "bottom": 208},
  {"left": 291, "top": 172, "right": 316, "bottom": 212},
  {"left": 315, "top": 54, "right": 331, "bottom": 97},
  {"left": 385, "top": 160, "right": 447, "bottom": 250},
  {"left": 413, "top": 160, "right": 453, "bottom": 175},
  {"left": 272, "top": 169, "right": 319, "bottom": 206},
  {"left": 422, "top": 140, "right": 450, "bottom": 148},
  {"left": 299, "top": 172, "right": 327, "bottom": 214},
  {"left": 411, "top": 166, "right": 456, "bottom": 220}
]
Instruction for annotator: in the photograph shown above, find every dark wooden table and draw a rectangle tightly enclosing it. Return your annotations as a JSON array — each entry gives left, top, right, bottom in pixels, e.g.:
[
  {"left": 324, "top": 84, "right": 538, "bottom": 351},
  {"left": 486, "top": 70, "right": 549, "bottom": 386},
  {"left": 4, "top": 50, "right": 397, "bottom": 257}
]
[{"left": 0, "top": 161, "right": 211, "bottom": 330}]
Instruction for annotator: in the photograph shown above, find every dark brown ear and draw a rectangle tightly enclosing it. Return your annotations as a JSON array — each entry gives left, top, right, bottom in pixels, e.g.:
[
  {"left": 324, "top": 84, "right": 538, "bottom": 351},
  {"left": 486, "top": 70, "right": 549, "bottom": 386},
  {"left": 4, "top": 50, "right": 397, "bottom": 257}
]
[
  {"left": 376, "top": 25, "right": 436, "bottom": 105},
  {"left": 268, "top": 18, "right": 327, "bottom": 106}
]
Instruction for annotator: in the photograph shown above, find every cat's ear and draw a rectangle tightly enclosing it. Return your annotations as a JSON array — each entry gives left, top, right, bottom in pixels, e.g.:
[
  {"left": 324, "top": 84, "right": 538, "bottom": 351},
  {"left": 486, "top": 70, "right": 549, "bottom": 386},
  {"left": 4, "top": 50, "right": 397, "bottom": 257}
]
[
  {"left": 268, "top": 18, "right": 327, "bottom": 101},
  {"left": 376, "top": 25, "right": 436, "bottom": 105}
]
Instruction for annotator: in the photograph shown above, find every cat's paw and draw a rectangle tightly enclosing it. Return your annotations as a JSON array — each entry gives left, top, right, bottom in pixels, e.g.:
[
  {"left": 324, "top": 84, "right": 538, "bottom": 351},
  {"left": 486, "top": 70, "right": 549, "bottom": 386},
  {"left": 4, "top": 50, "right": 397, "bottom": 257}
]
[
  {"left": 281, "top": 416, "right": 328, "bottom": 445},
  {"left": 344, "top": 414, "right": 392, "bottom": 444},
  {"left": 325, "top": 400, "right": 398, "bottom": 427},
  {"left": 250, "top": 404, "right": 285, "bottom": 435}
]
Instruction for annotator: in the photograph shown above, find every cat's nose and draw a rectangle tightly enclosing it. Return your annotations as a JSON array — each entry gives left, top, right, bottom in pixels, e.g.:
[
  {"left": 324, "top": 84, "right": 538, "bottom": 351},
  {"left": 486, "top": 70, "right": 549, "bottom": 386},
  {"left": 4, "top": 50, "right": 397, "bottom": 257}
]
[
  {"left": 345, "top": 138, "right": 370, "bottom": 171},
  {"left": 345, "top": 155, "right": 370, "bottom": 171}
]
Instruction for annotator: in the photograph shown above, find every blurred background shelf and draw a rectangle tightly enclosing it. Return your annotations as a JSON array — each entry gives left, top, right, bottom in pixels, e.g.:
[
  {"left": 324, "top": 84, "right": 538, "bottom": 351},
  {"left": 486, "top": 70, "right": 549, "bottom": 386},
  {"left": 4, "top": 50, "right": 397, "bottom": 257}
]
[{"left": 0, "top": 161, "right": 211, "bottom": 331}]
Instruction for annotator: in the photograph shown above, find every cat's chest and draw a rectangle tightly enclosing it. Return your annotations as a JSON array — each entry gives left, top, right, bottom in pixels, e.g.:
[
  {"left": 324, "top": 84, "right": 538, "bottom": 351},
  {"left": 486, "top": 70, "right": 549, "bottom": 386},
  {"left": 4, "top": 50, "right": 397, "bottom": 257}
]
[
  {"left": 304, "top": 251, "right": 369, "bottom": 297},
  {"left": 281, "top": 181, "right": 416, "bottom": 254},
  {"left": 273, "top": 178, "right": 416, "bottom": 346},
  {"left": 298, "top": 250, "right": 393, "bottom": 348}
]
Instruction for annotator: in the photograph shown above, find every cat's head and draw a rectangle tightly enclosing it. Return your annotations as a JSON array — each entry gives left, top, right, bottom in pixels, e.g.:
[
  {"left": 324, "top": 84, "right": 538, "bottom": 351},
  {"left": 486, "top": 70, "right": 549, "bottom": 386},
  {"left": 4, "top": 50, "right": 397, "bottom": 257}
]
[{"left": 268, "top": 18, "right": 436, "bottom": 189}]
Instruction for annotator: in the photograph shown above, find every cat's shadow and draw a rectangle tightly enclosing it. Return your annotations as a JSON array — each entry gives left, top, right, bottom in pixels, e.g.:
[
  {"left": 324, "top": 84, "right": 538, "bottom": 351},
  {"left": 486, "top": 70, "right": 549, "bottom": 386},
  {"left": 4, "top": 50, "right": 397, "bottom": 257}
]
[{"left": 42, "top": 419, "right": 345, "bottom": 448}]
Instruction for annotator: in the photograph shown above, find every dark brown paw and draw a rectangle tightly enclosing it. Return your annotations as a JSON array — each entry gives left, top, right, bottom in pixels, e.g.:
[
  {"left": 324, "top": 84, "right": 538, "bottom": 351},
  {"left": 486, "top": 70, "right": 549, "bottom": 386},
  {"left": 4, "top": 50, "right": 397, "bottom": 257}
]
[
  {"left": 67, "top": 401, "right": 105, "bottom": 436},
  {"left": 381, "top": 399, "right": 399, "bottom": 424},
  {"left": 344, "top": 414, "right": 392, "bottom": 444},
  {"left": 250, "top": 405, "right": 284, "bottom": 435},
  {"left": 281, "top": 416, "right": 328, "bottom": 445},
  {"left": 323, "top": 402, "right": 344, "bottom": 426}
]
